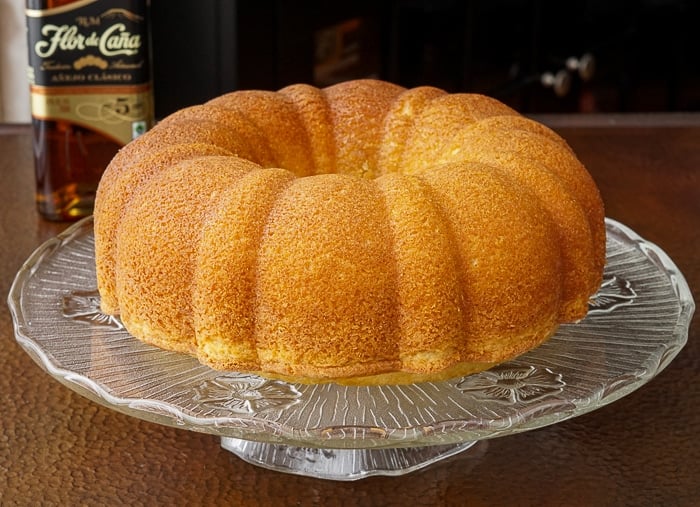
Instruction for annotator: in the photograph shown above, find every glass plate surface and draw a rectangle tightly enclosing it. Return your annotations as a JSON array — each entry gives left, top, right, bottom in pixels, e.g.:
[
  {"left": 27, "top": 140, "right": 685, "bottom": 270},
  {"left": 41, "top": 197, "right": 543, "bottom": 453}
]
[{"left": 8, "top": 217, "right": 694, "bottom": 456}]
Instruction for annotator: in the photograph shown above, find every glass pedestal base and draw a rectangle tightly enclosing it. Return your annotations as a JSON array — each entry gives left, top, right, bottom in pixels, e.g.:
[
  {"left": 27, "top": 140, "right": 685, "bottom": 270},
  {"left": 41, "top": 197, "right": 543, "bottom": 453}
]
[{"left": 220, "top": 438, "right": 478, "bottom": 480}]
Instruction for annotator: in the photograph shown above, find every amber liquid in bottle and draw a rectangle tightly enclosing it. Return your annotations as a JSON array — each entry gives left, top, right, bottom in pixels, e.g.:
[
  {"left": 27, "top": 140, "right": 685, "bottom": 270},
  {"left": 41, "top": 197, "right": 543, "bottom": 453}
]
[
  {"left": 26, "top": 0, "right": 153, "bottom": 221},
  {"left": 32, "top": 119, "right": 121, "bottom": 220}
]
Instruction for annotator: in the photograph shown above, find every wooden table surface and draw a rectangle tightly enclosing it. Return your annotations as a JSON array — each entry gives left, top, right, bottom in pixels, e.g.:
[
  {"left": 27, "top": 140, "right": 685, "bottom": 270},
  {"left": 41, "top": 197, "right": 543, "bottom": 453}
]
[{"left": 1, "top": 116, "right": 698, "bottom": 506}]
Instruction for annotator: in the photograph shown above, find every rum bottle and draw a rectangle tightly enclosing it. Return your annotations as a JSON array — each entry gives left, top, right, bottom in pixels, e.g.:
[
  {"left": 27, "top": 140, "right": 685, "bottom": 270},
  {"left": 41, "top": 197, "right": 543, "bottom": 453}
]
[{"left": 26, "top": 0, "right": 153, "bottom": 220}]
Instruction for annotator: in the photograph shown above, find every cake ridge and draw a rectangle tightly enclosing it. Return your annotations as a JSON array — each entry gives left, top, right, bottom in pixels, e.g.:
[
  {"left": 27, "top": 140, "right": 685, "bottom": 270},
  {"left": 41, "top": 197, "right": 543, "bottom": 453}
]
[
  {"left": 438, "top": 124, "right": 605, "bottom": 262},
  {"left": 250, "top": 169, "right": 301, "bottom": 371},
  {"left": 194, "top": 166, "right": 296, "bottom": 370},
  {"left": 279, "top": 83, "right": 337, "bottom": 175},
  {"left": 207, "top": 90, "right": 315, "bottom": 175},
  {"left": 163, "top": 105, "right": 277, "bottom": 167},
  {"left": 115, "top": 156, "right": 262, "bottom": 351},
  {"left": 323, "top": 79, "right": 405, "bottom": 178},
  {"left": 415, "top": 160, "right": 563, "bottom": 361},
  {"left": 378, "top": 85, "right": 446, "bottom": 176},
  {"left": 376, "top": 171, "right": 470, "bottom": 370},
  {"left": 95, "top": 145, "right": 236, "bottom": 314},
  {"left": 461, "top": 153, "right": 595, "bottom": 317}
]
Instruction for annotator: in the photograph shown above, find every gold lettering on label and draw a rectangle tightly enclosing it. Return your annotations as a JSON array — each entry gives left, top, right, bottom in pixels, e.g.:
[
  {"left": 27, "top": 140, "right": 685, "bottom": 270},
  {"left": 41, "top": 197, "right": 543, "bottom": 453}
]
[
  {"left": 36, "top": 24, "right": 86, "bottom": 56},
  {"left": 34, "top": 23, "right": 141, "bottom": 59},
  {"left": 99, "top": 23, "right": 141, "bottom": 56}
]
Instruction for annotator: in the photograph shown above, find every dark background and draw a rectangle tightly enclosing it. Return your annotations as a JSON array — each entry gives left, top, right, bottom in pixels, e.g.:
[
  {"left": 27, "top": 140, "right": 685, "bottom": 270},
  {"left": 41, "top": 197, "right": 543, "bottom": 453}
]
[{"left": 150, "top": 0, "right": 700, "bottom": 119}]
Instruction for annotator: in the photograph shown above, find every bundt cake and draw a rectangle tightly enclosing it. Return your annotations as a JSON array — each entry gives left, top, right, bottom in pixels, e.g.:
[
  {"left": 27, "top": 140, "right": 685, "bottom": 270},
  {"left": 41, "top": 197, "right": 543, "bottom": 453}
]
[{"left": 93, "top": 79, "right": 605, "bottom": 385}]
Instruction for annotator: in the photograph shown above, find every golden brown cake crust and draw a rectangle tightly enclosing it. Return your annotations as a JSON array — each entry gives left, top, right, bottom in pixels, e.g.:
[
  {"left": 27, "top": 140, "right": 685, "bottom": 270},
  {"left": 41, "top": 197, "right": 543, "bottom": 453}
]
[{"left": 94, "top": 79, "right": 605, "bottom": 385}]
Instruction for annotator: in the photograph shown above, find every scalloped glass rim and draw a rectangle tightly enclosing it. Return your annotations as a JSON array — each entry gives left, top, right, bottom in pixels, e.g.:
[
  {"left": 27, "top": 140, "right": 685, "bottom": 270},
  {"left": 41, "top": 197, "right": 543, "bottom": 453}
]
[{"left": 7, "top": 217, "right": 694, "bottom": 450}]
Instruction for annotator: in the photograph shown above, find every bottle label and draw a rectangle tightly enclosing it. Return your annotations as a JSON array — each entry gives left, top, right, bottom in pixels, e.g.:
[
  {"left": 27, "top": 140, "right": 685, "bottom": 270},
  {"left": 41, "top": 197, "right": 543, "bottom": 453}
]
[{"left": 27, "top": 0, "right": 153, "bottom": 145}]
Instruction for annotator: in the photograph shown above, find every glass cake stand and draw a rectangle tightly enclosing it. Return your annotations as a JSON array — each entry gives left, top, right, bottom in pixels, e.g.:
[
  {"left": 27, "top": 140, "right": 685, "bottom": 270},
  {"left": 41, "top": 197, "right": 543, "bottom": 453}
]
[{"left": 8, "top": 217, "right": 694, "bottom": 480}]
